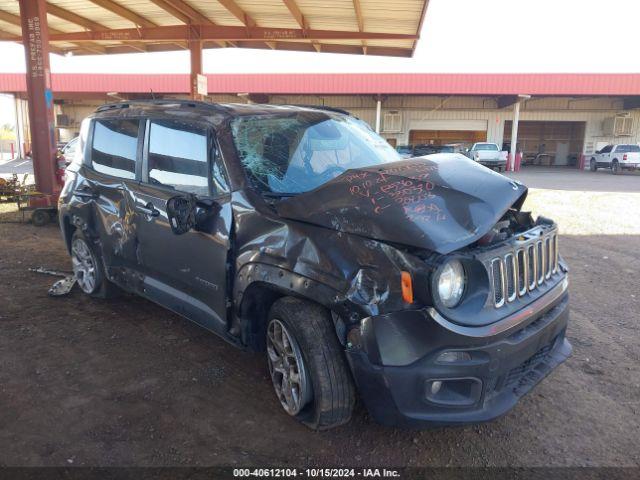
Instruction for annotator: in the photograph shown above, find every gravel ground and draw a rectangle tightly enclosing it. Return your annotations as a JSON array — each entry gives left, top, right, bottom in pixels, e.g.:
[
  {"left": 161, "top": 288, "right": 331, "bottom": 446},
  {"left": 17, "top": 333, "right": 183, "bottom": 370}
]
[{"left": 0, "top": 168, "right": 639, "bottom": 467}]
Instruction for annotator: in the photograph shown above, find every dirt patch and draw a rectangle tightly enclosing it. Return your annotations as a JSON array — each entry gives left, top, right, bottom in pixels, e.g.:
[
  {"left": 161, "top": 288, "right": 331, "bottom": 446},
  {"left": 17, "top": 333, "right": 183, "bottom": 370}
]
[{"left": 0, "top": 187, "right": 639, "bottom": 467}]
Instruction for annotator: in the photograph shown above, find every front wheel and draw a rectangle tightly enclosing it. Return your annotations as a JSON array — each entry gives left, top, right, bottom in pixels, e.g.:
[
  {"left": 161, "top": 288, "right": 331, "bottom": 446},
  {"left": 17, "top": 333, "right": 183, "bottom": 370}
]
[
  {"left": 590, "top": 158, "right": 597, "bottom": 171},
  {"left": 266, "top": 297, "right": 355, "bottom": 430}
]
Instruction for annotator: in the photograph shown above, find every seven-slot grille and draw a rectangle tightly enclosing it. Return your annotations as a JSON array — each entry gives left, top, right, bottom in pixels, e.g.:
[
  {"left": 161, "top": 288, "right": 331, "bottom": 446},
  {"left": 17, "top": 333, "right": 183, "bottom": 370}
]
[{"left": 489, "top": 232, "right": 559, "bottom": 308}]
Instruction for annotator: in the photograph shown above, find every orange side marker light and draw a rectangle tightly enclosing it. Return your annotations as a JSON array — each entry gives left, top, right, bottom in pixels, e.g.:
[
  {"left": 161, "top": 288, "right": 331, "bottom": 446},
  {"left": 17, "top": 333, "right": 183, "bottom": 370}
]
[{"left": 401, "top": 271, "right": 414, "bottom": 304}]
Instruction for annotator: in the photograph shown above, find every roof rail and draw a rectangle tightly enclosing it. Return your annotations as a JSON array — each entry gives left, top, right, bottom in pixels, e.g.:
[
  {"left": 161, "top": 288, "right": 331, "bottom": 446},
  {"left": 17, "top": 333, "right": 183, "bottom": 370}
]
[{"left": 95, "top": 98, "right": 222, "bottom": 113}]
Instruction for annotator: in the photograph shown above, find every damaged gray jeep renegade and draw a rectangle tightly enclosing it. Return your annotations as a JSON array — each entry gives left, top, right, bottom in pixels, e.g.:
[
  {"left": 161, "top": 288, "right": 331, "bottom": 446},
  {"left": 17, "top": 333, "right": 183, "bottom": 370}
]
[{"left": 59, "top": 100, "right": 571, "bottom": 430}]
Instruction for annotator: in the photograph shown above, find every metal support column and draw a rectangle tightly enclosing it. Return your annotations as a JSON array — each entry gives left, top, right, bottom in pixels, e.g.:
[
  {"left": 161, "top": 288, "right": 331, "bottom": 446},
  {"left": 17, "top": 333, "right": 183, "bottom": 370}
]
[
  {"left": 18, "top": 0, "right": 58, "bottom": 196},
  {"left": 509, "top": 100, "right": 521, "bottom": 171},
  {"left": 375, "top": 96, "right": 382, "bottom": 134},
  {"left": 190, "top": 39, "right": 203, "bottom": 101}
]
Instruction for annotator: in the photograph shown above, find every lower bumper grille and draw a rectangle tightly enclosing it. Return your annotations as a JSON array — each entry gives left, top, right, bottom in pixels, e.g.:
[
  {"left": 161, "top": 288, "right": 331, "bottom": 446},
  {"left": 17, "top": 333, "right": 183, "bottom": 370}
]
[{"left": 503, "top": 338, "right": 557, "bottom": 388}]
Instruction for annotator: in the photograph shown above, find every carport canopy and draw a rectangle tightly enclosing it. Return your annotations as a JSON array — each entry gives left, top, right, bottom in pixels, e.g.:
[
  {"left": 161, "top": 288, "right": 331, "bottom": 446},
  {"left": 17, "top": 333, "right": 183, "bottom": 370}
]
[{"left": 2, "top": 0, "right": 429, "bottom": 203}]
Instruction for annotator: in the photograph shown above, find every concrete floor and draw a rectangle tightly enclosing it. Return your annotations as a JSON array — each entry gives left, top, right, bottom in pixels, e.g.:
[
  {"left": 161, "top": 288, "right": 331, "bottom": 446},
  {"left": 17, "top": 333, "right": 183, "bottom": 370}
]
[{"left": 507, "top": 166, "right": 640, "bottom": 192}]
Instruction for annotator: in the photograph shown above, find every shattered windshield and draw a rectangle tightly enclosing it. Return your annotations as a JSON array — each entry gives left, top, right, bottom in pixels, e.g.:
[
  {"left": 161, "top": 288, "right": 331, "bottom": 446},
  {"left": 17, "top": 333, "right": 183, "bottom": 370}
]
[{"left": 231, "top": 112, "right": 401, "bottom": 194}]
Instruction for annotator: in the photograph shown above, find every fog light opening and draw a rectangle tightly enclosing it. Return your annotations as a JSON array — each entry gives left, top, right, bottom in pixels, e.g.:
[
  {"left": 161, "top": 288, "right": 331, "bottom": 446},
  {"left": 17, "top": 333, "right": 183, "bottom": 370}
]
[{"left": 425, "top": 378, "right": 482, "bottom": 407}]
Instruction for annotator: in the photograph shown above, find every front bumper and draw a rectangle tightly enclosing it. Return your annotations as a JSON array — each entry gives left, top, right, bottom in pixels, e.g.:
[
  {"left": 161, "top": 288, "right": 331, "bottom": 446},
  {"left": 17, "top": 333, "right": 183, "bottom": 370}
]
[
  {"left": 346, "top": 280, "right": 571, "bottom": 428},
  {"left": 477, "top": 159, "right": 507, "bottom": 167}
]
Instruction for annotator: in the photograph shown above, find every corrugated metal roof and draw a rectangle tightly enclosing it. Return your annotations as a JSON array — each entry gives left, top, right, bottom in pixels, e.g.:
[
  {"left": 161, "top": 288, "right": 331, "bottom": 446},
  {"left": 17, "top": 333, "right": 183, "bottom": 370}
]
[
  {"left": 0, "top": 0, "right": 429, "bottom": 57},
  {"left": 2, "top": 73, "right": 640, "bottom": 96}
]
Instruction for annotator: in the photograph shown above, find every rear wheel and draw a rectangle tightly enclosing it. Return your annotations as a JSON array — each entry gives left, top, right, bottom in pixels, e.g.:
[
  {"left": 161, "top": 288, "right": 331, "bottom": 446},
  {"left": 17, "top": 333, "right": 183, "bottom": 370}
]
[
  {"left": 612, "top": 160, "right": 620, "bottom": 175},
  {"left": 590, "top": 158, "right": 597, "bottom": 171},
  {"left": 266, "top": 297, "right": 355, "bottom": 430},
  {"left": 70, "top": 230, "right": 117, "bottom": 298}
]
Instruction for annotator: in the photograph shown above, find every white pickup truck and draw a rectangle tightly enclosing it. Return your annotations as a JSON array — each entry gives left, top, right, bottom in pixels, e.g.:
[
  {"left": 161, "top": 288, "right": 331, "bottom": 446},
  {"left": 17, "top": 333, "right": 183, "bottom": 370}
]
[
  {"left": 589, "top": 144, "right": 640, "bottom": 174},
  {"left": 465, "top": 142, "right": 508, "bottom": 171}
]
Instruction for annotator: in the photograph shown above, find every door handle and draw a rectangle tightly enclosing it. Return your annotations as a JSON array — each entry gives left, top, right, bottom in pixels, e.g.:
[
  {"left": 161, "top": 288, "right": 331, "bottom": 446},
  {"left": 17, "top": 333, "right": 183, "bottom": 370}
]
[
  {"left": 136, "top": 202, "right": 160, "bottom": 217},
  {"left": 72, "top": 186, "right": 99, "bottom": 200}
]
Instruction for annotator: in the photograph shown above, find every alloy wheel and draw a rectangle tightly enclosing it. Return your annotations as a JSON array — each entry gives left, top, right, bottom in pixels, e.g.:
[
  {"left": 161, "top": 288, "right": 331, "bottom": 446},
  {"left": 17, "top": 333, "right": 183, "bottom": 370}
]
[
  {"left": 71, "top": 238, "right": 97, "bottom": 294},
  {"left": 266, "top": 318, "right": 312, "bottom": 415}
]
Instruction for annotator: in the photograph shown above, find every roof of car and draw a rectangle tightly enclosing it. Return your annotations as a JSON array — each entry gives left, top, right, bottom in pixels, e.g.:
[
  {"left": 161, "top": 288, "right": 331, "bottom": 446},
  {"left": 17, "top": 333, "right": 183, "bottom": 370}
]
[{"left": 93, "top": 99, "right": 350, "bottom": 119}]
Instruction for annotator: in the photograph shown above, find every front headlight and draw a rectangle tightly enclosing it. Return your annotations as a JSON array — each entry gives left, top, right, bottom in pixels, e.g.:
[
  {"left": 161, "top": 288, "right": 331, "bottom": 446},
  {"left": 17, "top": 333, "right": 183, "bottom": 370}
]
[{"left": 436, "top": 259, "right": 466, "bottom": 308}]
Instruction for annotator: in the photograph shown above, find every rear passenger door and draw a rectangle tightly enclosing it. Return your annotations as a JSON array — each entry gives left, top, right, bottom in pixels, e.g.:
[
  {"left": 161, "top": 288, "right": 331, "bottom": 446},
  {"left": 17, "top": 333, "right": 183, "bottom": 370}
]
[
  {"left": 81, "top": 117, "right": 144, "bottom": 274},
  {"left": 133, "top": 118, "right": 233, "bottom": 335}
]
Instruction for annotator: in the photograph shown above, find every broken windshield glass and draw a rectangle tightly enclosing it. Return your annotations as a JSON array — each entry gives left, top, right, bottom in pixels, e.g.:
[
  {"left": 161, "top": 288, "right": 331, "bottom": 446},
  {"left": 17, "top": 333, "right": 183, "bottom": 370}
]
[{"left": 231, "top": 112, "right": 401, "bottom": 194}]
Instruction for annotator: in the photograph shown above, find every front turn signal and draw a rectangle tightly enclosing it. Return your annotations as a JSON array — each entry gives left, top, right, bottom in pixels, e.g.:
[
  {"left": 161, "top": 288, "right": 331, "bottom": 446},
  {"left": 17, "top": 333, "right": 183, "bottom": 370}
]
[{"left": 401, "top": 271, "right": 413, "bottom": 304}]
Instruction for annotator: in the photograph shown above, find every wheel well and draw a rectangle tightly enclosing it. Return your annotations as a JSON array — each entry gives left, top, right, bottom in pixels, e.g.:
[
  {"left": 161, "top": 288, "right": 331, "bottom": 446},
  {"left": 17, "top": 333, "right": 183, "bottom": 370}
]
[
  {"left": 62, "top": 215, "right": 76, "bottom": 254},
  {"left": 237, "top": 282, "right": 345, "bottom": 352},
  {"left": 238, "top": 282, "right": 284, "bottom": 351}
]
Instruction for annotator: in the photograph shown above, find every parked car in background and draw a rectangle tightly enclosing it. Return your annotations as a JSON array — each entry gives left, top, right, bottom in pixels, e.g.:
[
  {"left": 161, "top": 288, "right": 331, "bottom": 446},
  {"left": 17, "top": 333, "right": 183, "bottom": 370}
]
[
  {"left": 466, "top": 142, "right": 508, "bottom": 171},
  {"left": 412, "top": 144, "right": 465, "bottom": 157},
  {"left": 59, "top": 100, "right": 571, "bottom": 430},
  {"left": 396, "top": 145, "right": 414, "bottom": 158},
  {"left": 438, "top": 143, "right": 466, "bottom": 154},
  {"left": 589, "top": 144, "right": 640, "bottom": 174},
  {"left": 59, "top": 137, "right": 79, "bottom": 165}
]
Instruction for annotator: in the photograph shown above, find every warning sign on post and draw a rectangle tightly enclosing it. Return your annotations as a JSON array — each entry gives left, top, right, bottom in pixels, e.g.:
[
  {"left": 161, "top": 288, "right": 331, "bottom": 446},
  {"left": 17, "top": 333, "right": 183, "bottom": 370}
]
[{"left": 196, "top": 74, "right": 208, "bottom": 97}]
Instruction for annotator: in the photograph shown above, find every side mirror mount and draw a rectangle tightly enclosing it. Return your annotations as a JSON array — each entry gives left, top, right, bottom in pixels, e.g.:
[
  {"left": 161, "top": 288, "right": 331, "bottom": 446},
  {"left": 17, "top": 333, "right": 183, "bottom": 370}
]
[
  {"left": 194, "top": 197, "right": 222, "bottom": 232},
  {"left": 166, "top": 194, "right": 197, "bottom": 235}
]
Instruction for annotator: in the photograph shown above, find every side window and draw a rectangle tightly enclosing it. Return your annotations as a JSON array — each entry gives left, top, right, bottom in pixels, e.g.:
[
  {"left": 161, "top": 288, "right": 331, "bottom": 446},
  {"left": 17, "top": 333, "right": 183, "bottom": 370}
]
[
  {"left": 90, "top": 119, "right": 140, "bottom": 179},
  {"left": 601, "top": 145, "right": 612, "bottom": 153},
  {"left": 147, "top": 120, "right": 209, "bottom": 196}
]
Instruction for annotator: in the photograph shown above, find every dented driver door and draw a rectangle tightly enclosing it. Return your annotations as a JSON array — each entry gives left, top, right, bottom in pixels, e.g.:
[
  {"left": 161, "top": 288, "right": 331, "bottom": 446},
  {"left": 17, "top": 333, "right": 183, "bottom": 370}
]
[{"left": 132, "top": 118, "right": 232, "bottom": 336}]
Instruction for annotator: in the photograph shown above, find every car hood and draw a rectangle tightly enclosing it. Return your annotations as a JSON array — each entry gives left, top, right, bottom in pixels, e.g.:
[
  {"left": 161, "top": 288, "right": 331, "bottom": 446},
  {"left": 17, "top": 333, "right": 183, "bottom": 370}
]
[{"left": 275, "top": 154, "right": 527, "bottom": 254}]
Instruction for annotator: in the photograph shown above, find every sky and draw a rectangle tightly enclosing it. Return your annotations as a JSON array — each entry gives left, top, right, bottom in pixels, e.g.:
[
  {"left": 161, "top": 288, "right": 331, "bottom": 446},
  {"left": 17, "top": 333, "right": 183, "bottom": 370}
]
[
  {"left": 0, "top": 0, "right": 639, "bottom": 75},
  {"left": 1, "top": 0, "right": 638, "bottom": 126}
]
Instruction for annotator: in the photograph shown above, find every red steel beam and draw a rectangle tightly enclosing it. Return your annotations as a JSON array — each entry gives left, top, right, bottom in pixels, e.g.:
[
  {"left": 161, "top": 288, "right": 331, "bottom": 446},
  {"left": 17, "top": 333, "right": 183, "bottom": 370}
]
[
  {"left": 18, "top": 25, "right": 417, "bottom": 42},
  {"left": 18, "top": 0, "right": 59, "bottom": 197},
  {"left": 282, "top": 0, "right": 321, "bottom": 52},
  {"left": 149, "top": 0, "right": 229, "bottom": 48},
  {"left": 189, "top": 39, "right": 203, "bottom": 100}
]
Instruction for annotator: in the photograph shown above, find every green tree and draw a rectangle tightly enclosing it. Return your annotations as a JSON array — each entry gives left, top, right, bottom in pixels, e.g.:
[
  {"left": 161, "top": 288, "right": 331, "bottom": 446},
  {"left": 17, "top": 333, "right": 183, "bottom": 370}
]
[{"left": 0, "top": 123, "right": 15, "bottom": 141}]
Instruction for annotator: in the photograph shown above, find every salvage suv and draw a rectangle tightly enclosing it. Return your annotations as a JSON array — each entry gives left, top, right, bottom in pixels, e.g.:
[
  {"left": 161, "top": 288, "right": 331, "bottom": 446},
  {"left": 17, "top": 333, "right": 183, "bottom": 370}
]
[{"left": 59, "top": 100, "right": 571, "bottom": 429}]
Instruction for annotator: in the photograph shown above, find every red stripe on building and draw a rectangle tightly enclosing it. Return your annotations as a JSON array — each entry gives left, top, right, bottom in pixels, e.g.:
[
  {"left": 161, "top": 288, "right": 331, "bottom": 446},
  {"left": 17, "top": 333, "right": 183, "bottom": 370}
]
[{"left": 1, "top": 73, "right": 640, "bottom": 95}]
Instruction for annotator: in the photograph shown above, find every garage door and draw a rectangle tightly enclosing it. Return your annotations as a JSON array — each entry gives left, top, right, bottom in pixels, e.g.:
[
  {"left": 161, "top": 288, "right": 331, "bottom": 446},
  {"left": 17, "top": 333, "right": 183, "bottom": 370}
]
[
  {"left": 503, "top": 121, "right": 585, "bottom": 167},
  {"left": 409, "top": 129, "right": 487, "bottom": 146},
  {"left": 409, "top": 120, "right": 488, "bottom": 146}
]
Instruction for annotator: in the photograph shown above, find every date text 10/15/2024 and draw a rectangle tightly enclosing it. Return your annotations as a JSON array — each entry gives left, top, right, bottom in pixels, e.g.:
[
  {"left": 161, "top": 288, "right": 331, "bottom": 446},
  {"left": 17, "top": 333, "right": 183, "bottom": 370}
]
[{"left": 233, "top": 468, "right": 401, "bottom": 478}]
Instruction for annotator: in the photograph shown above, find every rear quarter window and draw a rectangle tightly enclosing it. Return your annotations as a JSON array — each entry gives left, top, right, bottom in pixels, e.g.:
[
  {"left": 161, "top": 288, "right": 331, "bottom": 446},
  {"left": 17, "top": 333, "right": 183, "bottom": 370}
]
[{"left": 90, "top": 119, "right": 140, "bottom": 179}]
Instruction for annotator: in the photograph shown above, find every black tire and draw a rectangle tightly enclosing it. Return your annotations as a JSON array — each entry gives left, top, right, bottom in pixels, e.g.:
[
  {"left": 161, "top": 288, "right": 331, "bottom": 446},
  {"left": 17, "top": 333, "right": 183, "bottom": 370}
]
[
  {"left": 31, "top": 209, "right": 50, "bottom": 227},
  {"left": 612, "top": 160, "right": 620, "bottom": 175},
  {"left": 590, "top": 158, "right": 597, "bottom": 171},
  {"left": 267, "top": 297, "right": 355, "bottom": 430},
  {"left": 70, "top": 230, "right": 118, "bottom": 298}
]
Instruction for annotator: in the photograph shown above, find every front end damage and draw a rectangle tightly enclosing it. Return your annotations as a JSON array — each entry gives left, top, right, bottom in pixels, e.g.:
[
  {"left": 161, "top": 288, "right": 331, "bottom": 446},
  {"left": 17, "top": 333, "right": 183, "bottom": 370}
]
[{"left": 234, "top": 156, "right": 571, "bottom": 427}]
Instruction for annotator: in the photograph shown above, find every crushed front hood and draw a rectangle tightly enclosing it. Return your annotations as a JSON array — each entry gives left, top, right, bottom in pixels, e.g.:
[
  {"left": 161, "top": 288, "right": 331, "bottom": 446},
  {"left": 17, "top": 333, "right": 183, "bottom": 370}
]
[{"left": 275, "top": 154, "right": 527, "bottom": 254}]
